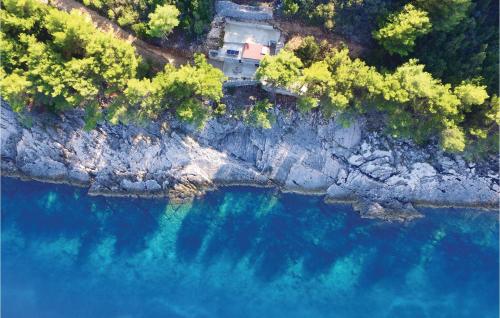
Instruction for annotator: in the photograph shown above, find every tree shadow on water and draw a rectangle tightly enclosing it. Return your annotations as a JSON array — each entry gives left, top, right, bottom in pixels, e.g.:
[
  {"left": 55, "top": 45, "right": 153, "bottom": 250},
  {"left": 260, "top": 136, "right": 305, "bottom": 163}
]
[
  {"left": 174, "top": 189, "right": 372, "bottom": 282},
  {"left": 2, "top": 178, "right": 164, "bottom": 264}
]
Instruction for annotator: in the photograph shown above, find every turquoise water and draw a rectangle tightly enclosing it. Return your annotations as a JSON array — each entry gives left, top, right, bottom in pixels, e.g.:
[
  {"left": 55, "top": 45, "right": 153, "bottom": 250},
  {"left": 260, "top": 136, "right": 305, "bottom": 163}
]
[{"left": 1, "top": 177, "right": 498, "bottom": 318}]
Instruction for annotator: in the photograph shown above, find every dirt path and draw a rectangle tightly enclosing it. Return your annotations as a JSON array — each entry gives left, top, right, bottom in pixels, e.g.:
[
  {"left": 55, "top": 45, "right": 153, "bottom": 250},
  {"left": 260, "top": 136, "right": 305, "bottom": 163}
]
[{"left": 45, "top": 0, "right": 189, "bottom": 67}]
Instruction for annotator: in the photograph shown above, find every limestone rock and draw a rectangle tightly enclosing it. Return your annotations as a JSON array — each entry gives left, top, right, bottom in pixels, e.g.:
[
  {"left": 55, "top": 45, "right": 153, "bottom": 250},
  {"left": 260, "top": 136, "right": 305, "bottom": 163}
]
[{"left": 1, "top": 101, "right": 498, "bottom": 221}]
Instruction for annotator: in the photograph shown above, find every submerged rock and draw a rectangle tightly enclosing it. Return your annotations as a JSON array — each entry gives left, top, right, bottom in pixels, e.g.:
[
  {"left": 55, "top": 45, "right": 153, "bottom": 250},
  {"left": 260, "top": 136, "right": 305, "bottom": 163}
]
[{"left": 1, "top": 102, "right": 498, "bottom": 221}]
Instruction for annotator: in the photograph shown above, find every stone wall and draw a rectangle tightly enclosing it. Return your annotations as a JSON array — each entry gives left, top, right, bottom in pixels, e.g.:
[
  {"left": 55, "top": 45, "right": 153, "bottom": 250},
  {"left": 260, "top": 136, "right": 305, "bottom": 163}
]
[{"left": 215, "top": 1, "right": 273, "bottom": 20}]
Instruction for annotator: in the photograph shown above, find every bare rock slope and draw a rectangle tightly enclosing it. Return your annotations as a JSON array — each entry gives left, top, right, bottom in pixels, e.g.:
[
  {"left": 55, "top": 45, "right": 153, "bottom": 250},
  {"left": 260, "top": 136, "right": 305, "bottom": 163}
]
[{"left": 2, "top": 103, "right": 498, "bottom": 221}]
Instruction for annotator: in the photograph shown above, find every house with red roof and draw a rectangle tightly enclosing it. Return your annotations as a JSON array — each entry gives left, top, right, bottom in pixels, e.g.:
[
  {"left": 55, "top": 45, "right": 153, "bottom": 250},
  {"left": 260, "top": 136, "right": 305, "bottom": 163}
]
[{"left": 208, "top": 19, "right": 282, "bottom": 80}]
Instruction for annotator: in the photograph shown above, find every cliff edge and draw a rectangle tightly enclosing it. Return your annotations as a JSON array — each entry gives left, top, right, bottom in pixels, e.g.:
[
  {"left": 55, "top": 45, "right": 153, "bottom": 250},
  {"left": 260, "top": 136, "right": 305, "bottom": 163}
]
[{"left": 2, "top": 102, "right": 498, "bottom": 221}]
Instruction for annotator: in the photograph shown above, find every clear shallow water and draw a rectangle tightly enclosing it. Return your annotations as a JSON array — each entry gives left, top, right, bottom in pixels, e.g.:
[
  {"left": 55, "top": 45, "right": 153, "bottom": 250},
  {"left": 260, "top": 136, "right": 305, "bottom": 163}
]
[{"left": 1, "top": 178, "right": 498, "bottom": 318}]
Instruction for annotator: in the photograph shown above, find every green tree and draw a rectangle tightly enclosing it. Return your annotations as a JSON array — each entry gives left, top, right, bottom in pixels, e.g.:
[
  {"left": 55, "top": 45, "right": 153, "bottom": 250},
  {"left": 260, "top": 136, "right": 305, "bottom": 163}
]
[
  {"left": 440, "top": 124, "right": 466, "bottom": 152},
  {"left": 246, "top": 99, "right": 275, "bottom": 129},
  {"left": 314, "top": 2, "right": 335, "bottom": 30},
  {"left": 1, "top": 0, "right": 139, "bottom": 123},
  {"left": 108, "top": 53, "right": 225, "bottom": 127},
  {"left": 373, "top": 4, "right": 432, "bottom": 56},
  {"left": 282, "top": 0, "right": 300, "bottom": 16},
  {"left": 454, "top": 83, "right": 489, "bottom": 109},
  {"left": 256, "top": 50, "right": 303, "bottom": 89},
  {"left": 321, "top": 48, "right": 383, "bottom": 115},
  {"left": 293, "top": 36, "right": 326, "bottom": 67},
  {"left": 174, "top": 0, "right": 214, "bottom": 35},
  {"left": 162, "top": 54, "right": 225, "bottom": 126},
  {"left": 381, "top": 60, "right": 461, "bottom": 142},
  {"left": 414, "top": 0, "right": 471, "bottom": 32},
  {"left": 147, "top": 4, "right": 180, "bottom": 38},
  {"left": 298, "top": 60, "right": 331, "bottom": 111},
  {"left": 1, "top": 72, "right": 31, "bottom": 112},
  {"left": 80, "top": 0, "right": 214, "bottom": 37}
]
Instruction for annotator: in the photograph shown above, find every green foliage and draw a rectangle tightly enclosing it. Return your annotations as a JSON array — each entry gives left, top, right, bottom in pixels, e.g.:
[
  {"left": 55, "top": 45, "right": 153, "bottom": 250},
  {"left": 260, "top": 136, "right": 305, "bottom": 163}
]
[
  {"left": 414, "top": 0, "right": 471, "bottom": 32},
  {"left": 282, "top": 0, "right": 300, "bottom": 16},
  {"left": 246, "top": 100, "right": 276, "bottom": 129},
  {"left": 381, "top": 60, "right": 464, "bottom": 146},
  {"left": 174, "top": 0, "right": 213, "bottom": 36},
  {"left": 384, "top": 60, "right": 461, "bottom": 117},
  {"left": 297, "top": 96, "right": 319, "bottom": 113},
  {"left": 454, "top": 83, "right": 489, "bottom": 109},
  {"left": 440, "top": 125, "right": 466, "bottom": 152},
  {"left": 282, "top": 0, "right": 497, "bottom": 101},
  {"left": 255, "top": 50, "right": 303, "bottom": 89},
  {"left": 278, "top": 0, "right": 390, "bottom": 43},
  {"left": 462, "top": 95, "right": 499, "bottom": 155},
  {"left": 1, "top": 0, "right": 225, "bottom": 129},
  {"left": 1, "top": 72, "right": 31, "bottom": 112},
  {"left": 373, "top": 4, "right": 431, "bottom": 56},
  {"left": 412, "top": 0, "right": 498, "bottom": 94},
  {"left": 293, "top": 36, "right": 328, "bottom": 67},
  {"left": 107, "top": 54, "right": 225, "bottom": 127},
  {"left": 294, "top": 48, "right": 382, "bottom": 117},
  {"left": 375, "top": 60, "right": 493, "bottom": 152},
  {"left": 83, "top": 102, "right": 103, "bottom": 130},
  {"left": 147, "top": 4, "right": 180, "bottom": 38},
  {"left": 314, "top": 2, "right": 336, "bottom": 29},
  {"left": 1, "top": 0, "right": 139, "bottom": 121},
  {"left": 78, "top": 0, "right": 213, "bottom": 37},
  {"left": 165, "top": 54, "right": 225, "bottom": 126},
  {"left": 261, "top": 46, "right": 495, "bottom": 153},
  {"left": 1, "top": 0, "right": 48, "bottom": 34},
  {"left": 463, "top": 132, "right": 499, "bottom": 160},
  {"left": 321, "top": 49, "right": 383, "bottom": 115}
]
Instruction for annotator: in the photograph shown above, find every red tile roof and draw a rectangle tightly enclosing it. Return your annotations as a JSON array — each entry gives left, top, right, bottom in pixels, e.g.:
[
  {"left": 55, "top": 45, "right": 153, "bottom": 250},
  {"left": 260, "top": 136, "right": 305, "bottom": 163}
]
[{"left": 242, "top": 43, "right": 267, "bottom": 61}]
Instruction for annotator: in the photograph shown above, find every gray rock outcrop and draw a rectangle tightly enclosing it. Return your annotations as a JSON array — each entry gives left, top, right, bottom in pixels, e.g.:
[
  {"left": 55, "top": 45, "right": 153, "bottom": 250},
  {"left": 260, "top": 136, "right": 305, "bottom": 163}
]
[{"left": 1, "top": 103, "right": 498, "bottom": 221}]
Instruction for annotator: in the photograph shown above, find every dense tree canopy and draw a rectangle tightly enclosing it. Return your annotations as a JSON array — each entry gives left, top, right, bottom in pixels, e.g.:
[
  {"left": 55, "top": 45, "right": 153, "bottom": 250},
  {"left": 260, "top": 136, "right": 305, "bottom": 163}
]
[
  {"left": 1, "top": 0, "right": 225, "bottom": 129},
  {"left": 255, "top": 50, "right": 303, "bottom": 89},
  {"left": 280, "top": 0, "right": 497, "bottom": 94},
  {"left": 80, "top": 0, "right": 213, "bottom": 37},
  {"left": 1, "top": 0, "right": 497, "bottom": 156},
  {"left": 256, "top": 46, "right": 491, "bottom": 153},
  {"left": 107, "top": 54, "right": 225, "bottom": 127},
  {"left": 413, "top": 0, "right": 498, "bottom": 94},
  {"left": 293, "top": 36, "right": 329, "bottom": 67},
  {"left": 1, "top": 0, "right": 138, "bottom": 116},
  {"left": 279, "top": 0, "right": 497, "bottom": 154},
  {"left": 414, "top": 0, "right": 471, "bottom": 32},
  {"left": 373, "top": 4, "right": 431, "bottom": 56},
  {"left": 147, "top": 4, "right": 180, "bottom": 38}
]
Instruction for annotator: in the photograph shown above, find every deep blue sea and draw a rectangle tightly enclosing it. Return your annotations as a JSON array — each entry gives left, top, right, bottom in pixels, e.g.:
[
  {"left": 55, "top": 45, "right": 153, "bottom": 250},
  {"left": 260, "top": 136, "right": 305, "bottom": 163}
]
[{"left": 1, "top": 177, "right": 498, "bottom": 318}]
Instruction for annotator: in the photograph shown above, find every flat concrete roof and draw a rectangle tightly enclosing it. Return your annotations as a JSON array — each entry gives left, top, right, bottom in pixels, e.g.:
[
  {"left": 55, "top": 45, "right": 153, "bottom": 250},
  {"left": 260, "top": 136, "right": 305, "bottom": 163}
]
[{"left": 224, "top": 20, "right": 280, "bottom": 45}]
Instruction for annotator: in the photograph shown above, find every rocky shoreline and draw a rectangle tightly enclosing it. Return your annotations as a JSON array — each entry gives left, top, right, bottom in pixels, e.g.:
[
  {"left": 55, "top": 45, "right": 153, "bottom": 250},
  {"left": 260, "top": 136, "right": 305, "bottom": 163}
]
[{"left": 1, "top": 101, "right": 498, "bottom": 221}]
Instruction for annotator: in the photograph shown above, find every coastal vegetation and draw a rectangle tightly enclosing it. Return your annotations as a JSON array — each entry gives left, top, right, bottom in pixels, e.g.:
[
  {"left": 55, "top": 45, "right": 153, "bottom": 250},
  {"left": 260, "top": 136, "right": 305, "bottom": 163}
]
[
  {"left": 276, "top": 0, "right": 498, "bottom": 154},
  {"left": 257, "top": 46, "right": 492, "bottom": 153},
  {"left": 280, "top": 0, "right": 498, "bottom": 94},
  {"left": 146, "top": 4, "right": 180, "bottom": 39},
  {"left": 245, "top": 99, "right": 276, "bottom": 129},
  {"left": 0, "top": 0, "right": 224, "bottom": 129},
  {"left": 79, "top": 0, "right": 213, "bottom": 37},
  {"left": 1, "top": 0, "right": 498, "bottom": 156}
]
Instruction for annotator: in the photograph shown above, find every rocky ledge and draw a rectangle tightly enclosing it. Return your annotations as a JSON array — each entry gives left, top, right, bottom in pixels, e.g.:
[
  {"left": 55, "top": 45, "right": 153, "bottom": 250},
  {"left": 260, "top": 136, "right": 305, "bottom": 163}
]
[{"left": 1, "top": 102, "right": 498, "bottom": 221}]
